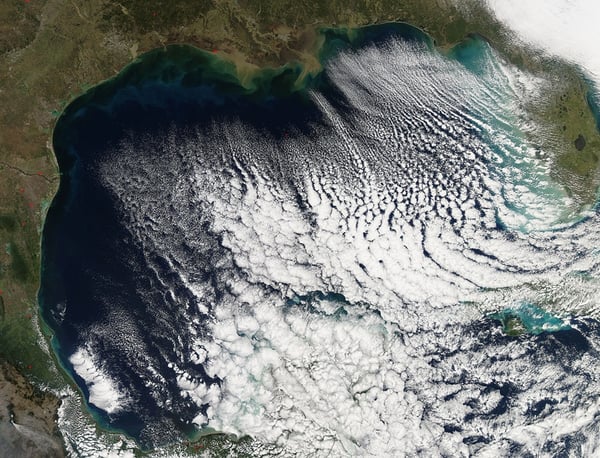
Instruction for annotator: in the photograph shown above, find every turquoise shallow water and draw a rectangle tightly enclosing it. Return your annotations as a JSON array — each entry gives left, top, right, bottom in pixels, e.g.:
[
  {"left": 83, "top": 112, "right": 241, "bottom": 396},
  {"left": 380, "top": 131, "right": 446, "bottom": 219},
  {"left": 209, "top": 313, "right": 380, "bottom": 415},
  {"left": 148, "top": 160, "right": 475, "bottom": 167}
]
[
  {"left": 490, "top": 303, "right": 571, "bottom": 335},
  {"left": 45, "top": 22, "right": 444, "bottom": 446},
  {"left": 42, "top": 21, "right": 600, "bottom": 451}
]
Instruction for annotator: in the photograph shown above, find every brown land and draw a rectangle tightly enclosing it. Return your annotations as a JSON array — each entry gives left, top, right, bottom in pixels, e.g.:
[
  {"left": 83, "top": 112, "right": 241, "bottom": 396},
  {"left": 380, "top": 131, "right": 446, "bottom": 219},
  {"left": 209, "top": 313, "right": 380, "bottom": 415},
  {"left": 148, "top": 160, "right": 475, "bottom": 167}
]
[{"left": 0, "top": 0, "right": 598, "bottom": 455}]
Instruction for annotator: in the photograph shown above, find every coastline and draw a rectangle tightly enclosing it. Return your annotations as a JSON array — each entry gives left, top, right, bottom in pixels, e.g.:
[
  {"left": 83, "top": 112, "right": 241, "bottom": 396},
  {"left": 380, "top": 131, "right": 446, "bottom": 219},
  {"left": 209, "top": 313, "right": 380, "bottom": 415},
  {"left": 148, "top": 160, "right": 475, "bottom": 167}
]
[
  {"left": 43, "top": 22, "right": 435, "bottom": 448},
  {"left": 0, "top": 0, "right": 598, "bottom": 454},
  {"left": 43, "top": 20, "right": 600, "bottom": 451}
]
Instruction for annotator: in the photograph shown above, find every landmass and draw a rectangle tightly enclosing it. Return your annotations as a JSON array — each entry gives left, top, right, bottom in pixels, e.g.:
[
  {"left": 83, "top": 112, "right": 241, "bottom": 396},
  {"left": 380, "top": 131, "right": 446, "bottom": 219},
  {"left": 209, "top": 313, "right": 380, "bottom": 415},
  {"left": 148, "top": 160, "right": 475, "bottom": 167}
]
[
  {"left": 0, "top": 0, "right": 598, "bottom": 455},
  {"left": 0, "top": 361, "right": 63, "bottom": 457}
]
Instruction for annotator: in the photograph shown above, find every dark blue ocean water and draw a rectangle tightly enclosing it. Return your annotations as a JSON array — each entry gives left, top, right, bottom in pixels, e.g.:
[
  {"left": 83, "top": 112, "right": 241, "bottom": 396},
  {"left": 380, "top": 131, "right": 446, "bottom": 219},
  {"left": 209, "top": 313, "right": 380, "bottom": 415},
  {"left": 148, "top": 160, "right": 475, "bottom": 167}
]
[
  {"left": 41, "top": 24, "right": 434, "bottom": 447},
  {"left": 43, "top": 63, "right": 315, "bottom": 446},
  {"left": 40, "top": 23, "right": 600, "bottom": 452}
]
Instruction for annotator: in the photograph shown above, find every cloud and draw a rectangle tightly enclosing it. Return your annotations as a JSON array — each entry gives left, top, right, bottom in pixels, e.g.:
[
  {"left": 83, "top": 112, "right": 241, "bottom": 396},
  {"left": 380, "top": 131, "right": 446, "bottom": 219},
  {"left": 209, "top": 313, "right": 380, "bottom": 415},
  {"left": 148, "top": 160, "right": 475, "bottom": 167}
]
[{"left": 486, "top": 0, "right": 600, "bottom": 92}]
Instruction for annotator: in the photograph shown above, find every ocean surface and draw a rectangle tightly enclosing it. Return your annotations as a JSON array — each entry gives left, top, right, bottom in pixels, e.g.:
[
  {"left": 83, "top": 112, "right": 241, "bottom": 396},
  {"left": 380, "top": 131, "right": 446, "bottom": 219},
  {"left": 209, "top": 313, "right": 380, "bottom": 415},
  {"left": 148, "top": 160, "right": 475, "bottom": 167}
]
[{"left": 41, "top": 23, "right": 600, "bottom": 455}]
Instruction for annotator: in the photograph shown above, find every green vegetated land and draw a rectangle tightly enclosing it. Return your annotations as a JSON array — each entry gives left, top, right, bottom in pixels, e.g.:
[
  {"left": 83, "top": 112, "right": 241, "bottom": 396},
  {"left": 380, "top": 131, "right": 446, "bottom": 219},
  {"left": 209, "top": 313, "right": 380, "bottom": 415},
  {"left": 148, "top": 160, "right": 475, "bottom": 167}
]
[{"left": 0, "top": 0, "right": 599, "bottom": 454}]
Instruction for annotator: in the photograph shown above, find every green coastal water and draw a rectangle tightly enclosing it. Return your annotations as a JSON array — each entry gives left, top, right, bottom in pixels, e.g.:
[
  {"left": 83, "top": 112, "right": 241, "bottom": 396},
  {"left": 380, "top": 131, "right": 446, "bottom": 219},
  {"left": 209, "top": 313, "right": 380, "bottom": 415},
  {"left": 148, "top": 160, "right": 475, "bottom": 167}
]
[
  {"left": 42, "top": 21, "right": 599, "bottom": 450},
  {"left": 46, "top": 22, "right": 445, "bottom": 448},
  {"left": 55, "top": 22, "right": 435, "bottom": 126}
]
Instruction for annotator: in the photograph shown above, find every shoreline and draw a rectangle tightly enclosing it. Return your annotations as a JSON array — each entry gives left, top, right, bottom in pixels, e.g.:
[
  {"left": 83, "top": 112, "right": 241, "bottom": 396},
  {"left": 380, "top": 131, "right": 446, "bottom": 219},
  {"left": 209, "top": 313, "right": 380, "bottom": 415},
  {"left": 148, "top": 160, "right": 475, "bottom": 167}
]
[
  {"left": 42, "top": 19, "right": 600, "bottom": 452},
  {"left": 0, "top": 0, "right": 597, "bottom": 453},
  {"left": 43, "top": 21, "right": 436, "bottom": 449}
]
